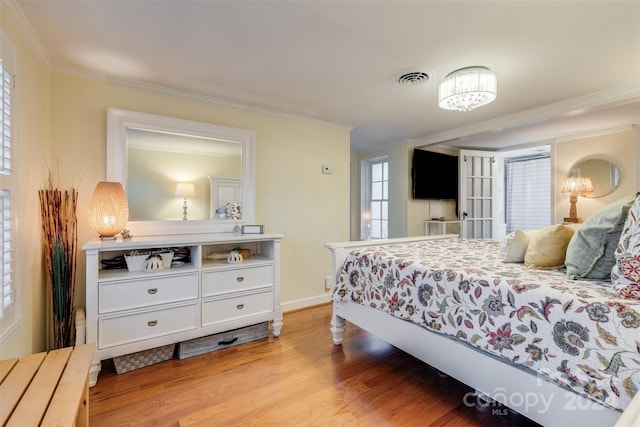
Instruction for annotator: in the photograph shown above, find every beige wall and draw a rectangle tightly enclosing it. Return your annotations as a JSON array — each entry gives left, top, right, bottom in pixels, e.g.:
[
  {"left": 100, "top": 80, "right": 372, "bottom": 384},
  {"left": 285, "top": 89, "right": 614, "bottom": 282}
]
[
  {"left": 355, "top": 142, "right": 458, "bottom": 239},
  {"left": 553, "top": 128, "right": 638, "bottom": 222},
  {"left": 349, "top": 149, "right": 359, "bottom": 241},
  {"left": 1, "top": 12, "right": 351, "bottom": 357},
  {"left": 356, "top": 142, "right": 410, "bottom": 239},
  {"left": 49, "top": 74, "right": 351, "bottom": 312}
]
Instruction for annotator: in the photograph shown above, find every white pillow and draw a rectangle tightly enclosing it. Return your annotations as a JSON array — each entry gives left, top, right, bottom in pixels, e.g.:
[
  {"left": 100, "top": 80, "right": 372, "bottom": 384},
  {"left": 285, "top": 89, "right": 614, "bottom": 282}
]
[{"left": 501, "top": 229, "right": 537, "bottom": 263}]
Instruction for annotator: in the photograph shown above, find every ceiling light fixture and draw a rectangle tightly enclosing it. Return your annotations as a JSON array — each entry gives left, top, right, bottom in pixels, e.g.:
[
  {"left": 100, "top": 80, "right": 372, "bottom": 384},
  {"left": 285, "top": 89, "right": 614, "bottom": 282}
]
[{"left": 438, "top": 66, "right": 497, "bottom": 111}]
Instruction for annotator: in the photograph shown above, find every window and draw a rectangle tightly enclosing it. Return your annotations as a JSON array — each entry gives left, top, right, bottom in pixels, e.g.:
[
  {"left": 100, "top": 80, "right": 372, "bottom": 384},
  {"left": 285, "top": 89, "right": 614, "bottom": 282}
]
[
  {"left": 0, "top": 29, "right": 19, "bottom": 344},
  {"left": 504, "top": 154, "right": 551, "bottom": 233},
  {"left": 362, "top": 157, "right": 388, "bottom": 239},
  {"left": 611, "top": 163, "right": 621, "bottom": 190}
]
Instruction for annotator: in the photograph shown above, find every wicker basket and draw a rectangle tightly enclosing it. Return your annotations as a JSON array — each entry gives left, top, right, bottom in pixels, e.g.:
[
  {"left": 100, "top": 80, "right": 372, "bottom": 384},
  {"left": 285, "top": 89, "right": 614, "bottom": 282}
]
[
  {"left": 113, "top": 344, "right": 175, "bottom": 374},
  {"left": 159, "top": 251, "right": 173, "bottom": 269},
  {"left": 124, "top": 252, "right": 149, "bottom": 272}
]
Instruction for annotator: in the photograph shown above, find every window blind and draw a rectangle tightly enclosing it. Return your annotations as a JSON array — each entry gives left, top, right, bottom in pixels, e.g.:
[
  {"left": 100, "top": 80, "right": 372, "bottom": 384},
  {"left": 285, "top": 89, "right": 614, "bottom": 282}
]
[
  {"left": 0, "top": 190, "right": 13, "bottom": 314},
  {"left": 0, "top": 31, "right": 18, "bottom": 341},
  {"left": 0, "top": 59, "right": 10, "bottom": 175},
  {"left": 505, "top": 155, "right": 551, "bottom": 233}
]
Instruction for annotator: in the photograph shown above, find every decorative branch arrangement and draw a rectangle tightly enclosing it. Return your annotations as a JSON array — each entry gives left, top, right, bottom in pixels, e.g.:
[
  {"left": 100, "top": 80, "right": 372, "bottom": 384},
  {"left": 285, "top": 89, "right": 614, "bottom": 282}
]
[{"left": 39, "top": 176, "right": 78, "bottom": 349}]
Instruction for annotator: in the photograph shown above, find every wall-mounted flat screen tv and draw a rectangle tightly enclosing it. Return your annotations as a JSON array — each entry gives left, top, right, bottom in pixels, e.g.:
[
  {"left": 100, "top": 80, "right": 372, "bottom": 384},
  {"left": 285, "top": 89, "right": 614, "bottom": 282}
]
[{"left": 412, "top": 149, "right": 458, "bottom": 200}]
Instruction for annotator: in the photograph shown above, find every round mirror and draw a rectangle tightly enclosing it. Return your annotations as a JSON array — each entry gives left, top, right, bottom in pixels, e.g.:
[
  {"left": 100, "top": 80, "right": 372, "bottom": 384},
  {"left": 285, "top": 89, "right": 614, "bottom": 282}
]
[{"left": 567, "top": 158, "right": 620, "bottom": 198}]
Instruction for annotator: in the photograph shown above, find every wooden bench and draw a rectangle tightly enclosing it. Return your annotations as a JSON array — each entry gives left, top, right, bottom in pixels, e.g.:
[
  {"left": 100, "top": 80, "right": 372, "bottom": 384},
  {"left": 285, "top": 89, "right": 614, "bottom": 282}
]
[{"left": 0, "top": 343, "right": 95, "bottom": 426}]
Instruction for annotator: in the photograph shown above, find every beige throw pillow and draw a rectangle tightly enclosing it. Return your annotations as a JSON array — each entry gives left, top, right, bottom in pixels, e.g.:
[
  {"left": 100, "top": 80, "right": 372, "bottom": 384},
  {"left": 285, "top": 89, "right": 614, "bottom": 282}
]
[{"left": 524, "top": 224, "right": 576, "bottom": 269}]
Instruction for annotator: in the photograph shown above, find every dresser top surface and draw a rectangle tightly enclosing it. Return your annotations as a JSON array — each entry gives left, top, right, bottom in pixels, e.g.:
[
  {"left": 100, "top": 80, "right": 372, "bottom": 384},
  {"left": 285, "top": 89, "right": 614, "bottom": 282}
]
[{"left": 82, "top": 232, "right": 284, "bottom": 251}]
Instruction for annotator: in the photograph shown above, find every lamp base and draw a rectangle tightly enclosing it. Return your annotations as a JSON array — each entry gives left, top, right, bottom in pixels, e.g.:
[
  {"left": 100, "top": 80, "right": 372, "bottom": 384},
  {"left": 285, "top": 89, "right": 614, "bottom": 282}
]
[
  {"left": 99, "top": 235, "right": 117, "bottom": 241},
  {"left": 563, "top": 217, "right": 582, "bottom": 224},
  {"left": 182, "top": 197, "right": 188, "bottom": 221}
]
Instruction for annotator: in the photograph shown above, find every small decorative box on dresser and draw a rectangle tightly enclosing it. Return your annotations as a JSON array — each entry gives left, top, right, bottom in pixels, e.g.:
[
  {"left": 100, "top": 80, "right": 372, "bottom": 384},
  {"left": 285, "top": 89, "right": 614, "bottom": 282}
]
[{"left": 83, "top": 232, "right": 283, "bottom": 386}]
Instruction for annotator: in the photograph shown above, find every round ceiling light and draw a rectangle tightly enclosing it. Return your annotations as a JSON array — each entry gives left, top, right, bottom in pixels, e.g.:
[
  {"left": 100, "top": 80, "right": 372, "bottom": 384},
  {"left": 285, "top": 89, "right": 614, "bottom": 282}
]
[{"left": 438, "top": 66, "right": 497, "bottom": 111}]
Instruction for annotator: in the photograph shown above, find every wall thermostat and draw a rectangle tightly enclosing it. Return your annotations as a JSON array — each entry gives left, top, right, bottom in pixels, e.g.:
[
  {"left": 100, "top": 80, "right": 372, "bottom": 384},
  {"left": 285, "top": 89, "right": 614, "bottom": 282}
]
[{"left": 322, "top": 164, "right": 333, "bottom": 174}]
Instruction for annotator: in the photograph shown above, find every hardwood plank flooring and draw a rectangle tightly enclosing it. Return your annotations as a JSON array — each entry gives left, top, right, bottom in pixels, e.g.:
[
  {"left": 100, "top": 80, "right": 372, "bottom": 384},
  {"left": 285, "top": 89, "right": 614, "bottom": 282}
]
[{"left": 89, "top": 304, "right": 540, "bottom": 427}]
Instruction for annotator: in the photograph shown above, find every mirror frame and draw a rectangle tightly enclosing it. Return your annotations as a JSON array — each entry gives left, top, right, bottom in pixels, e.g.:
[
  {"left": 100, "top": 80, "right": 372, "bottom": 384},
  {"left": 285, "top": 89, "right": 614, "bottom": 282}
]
[{"left": 107, "top": 108, "right": 255, "bottom": 236}]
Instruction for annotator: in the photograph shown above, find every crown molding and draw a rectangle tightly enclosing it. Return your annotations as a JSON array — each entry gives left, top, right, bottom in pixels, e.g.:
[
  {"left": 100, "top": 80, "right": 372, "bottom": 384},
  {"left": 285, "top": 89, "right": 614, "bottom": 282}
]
[
  {"left": 415, "top": 83, "right": 640, "bottom": 146},
  {"left": 102, "top": 75, "right": 355, "bottom": 132},
  {"left": 1, "top": 0, "right": 51, "bottom": 69},
  {"left": 49, "top": 60, "right": 353, "bottom": 131},
  {"left": 554, "top": 124, "right": 635, "bottom": 143}
]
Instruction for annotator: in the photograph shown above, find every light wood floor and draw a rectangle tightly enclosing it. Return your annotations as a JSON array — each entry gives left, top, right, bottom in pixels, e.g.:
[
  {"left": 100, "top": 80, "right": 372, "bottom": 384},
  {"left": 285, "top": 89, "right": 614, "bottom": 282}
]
[{"left": 89, "top": 303, "right": 540, "bottom": 427}]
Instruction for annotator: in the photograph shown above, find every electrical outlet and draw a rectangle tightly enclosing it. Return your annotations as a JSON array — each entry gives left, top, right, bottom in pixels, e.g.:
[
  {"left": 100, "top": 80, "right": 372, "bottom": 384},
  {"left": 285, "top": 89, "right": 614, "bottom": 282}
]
[{"left": 324, "top": 271, "right": 333, "bottom": 291}]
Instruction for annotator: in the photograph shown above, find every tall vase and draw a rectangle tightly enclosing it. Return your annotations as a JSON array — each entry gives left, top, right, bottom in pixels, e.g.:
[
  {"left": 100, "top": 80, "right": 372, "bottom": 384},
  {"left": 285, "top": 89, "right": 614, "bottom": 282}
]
[{"left": 39, "top": 184, "right": 78, "bottom": 349}]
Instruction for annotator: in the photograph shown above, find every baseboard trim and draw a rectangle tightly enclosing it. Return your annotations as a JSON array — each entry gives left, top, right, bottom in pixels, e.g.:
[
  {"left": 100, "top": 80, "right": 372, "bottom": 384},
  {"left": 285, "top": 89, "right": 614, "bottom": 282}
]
[{"left": 282, "top": 293, "right": 331, "bottom": 313}]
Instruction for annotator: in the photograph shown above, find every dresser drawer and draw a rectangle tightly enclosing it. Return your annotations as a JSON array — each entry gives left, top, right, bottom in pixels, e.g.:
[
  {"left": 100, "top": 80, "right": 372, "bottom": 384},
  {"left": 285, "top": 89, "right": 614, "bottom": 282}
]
[
  {"left": 202, "top": 290, "right": 274, "bottom": 326},
  {"left": 202, "top": 264, "right": 273, "bottom": 296},
  {"left": 99, "top": 272, "right": 198, "bottom": 314},
  {"left": 98, "top": 303, "right": 198, "bottom": 349}
]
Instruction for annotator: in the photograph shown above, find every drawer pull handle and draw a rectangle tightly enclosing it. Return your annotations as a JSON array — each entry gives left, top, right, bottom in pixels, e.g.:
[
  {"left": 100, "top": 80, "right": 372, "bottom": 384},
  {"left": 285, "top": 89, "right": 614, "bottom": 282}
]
[
  {"left": 236, "top": 276, "right": 244, "bottom": 283},
  {"left": 148, "top": 288, "right": 158, "bottom": 294},
  {"left": 236, "top": 304, "right": 244, "bottom": 310},
  {"left": 147, "top": 320, "right": 158, "bottom": 327},
  {"left": 218, "top": 337, "right": 238, "bottom": 346}
]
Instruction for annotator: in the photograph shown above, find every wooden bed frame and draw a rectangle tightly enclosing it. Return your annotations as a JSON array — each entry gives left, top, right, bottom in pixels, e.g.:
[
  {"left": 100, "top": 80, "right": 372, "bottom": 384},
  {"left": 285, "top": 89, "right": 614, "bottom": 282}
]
[{"left": 325, "top": 235, "right": 638, "bottom": 427}]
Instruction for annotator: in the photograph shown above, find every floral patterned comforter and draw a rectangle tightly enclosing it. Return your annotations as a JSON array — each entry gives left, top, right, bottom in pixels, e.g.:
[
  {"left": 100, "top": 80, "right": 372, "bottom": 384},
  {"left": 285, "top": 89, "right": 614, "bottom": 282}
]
[{"left": 332, "top": 238, "right": 640, "bottom": 413}]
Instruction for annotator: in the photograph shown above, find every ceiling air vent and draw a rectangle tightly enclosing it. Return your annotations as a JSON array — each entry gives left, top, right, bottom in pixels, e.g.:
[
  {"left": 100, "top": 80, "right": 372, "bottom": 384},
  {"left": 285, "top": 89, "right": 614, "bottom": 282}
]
[{"left": 392, "top": 68, "right": 433, "bottom": 86}]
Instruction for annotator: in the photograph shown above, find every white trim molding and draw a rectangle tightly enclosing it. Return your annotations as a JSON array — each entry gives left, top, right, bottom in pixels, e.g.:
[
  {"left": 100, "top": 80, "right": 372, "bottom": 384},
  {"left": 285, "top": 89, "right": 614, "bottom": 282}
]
[{"left": 416, "top": 83, "right": 640, "bottom": 146}]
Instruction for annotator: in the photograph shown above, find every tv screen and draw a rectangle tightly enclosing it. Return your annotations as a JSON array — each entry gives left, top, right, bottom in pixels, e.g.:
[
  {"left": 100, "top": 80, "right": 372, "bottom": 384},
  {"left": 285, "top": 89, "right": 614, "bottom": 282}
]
[{"left": 412, "top": 149, "right": 458, "bottom": 200}]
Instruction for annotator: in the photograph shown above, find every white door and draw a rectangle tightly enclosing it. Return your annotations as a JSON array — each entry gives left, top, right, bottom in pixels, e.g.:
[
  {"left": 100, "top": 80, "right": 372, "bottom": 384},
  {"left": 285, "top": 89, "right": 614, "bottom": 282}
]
[{"left": 459, "top": 150, "right": 505, "bottom": 240}]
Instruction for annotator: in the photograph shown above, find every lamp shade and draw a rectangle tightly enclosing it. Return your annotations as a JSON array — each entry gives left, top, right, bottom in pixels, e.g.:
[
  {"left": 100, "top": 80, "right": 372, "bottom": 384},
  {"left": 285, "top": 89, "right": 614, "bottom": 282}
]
[
  {"left": 175, "top": 182, "right": 195, "bottom": 198},
  {"left": 88, "top": 181, "right": 129, "bottom": 239},
  {"left": 561, "top": 176, "right": 594, "bottom": 195},
  {"left": 438, "top": 66, "right": 497, "bottom": 111}
]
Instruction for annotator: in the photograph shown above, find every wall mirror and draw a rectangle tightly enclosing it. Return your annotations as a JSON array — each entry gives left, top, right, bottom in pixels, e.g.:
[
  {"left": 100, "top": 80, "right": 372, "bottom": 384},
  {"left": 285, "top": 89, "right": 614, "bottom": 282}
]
[
  {"left": 107, "top": 108, "right": 255, "bottom": 235},
  {"left": 567, "top": 158, "right": 621, "bottom": 198}
]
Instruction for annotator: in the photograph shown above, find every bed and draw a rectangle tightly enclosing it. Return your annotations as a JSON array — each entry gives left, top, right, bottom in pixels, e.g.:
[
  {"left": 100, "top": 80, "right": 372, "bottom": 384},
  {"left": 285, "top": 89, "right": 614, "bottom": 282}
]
[{"left": 325, "top": 232, "right": 640, "bottom": 427}]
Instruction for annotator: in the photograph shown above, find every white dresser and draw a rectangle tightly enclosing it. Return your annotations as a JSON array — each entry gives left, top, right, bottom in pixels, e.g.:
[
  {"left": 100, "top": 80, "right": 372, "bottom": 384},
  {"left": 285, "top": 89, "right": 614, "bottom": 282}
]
[{"left": 83, "top": 232, "right": 283, "bottom": 386}]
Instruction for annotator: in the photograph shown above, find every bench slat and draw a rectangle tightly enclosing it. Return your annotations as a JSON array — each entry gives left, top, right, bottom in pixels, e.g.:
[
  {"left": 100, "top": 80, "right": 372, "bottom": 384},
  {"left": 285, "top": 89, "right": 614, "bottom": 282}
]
[
  {"left": 40, "top": 343, "right": 96, "bottom": 427},
  {"left": 6, "top": 347, "right": 73, "bottom": 427},
  {"left": 0, "top": 358, "right": 18, "bottom": 383},
  {"left": 0, "top": 352, "right": 47, "bottom": 425}
]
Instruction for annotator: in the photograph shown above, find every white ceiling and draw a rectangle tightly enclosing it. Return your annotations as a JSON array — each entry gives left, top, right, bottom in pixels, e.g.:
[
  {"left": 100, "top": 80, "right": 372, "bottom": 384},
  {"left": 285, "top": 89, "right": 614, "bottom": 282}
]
[{"left": 9, "top": 0, "right": 640, "bottom": 152}]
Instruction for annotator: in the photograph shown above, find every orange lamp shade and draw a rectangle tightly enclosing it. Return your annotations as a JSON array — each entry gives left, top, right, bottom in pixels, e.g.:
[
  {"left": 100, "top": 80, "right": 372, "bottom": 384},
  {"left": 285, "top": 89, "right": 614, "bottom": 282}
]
[{"left": 88, "top": 181, "right": 129, "bottom": 239}]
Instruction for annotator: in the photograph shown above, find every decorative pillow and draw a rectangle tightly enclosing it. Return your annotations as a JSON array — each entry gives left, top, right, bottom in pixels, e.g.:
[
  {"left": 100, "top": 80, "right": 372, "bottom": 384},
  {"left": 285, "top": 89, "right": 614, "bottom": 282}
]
[
  {"left": 565, "top": 194, "right": 637, "bottom": 280},
  {"left": 618, "top": 284, "right": 640, "bottom": 300},
  {"left": 619, "top": 254, "right": 640, "bottom": 282},
  {"left": 612, "top": 193, "right": 640, "bottom": 297},
  {"left": 500, "top": 232, "right": 515, "bottom": 257},
  {"left": 615, "top": 193, "right": 640, "bottom": 259},
  {"left": 524, "top": 224, "right": 576, "bottom": 269},
  {"left": 501, "top": 229, "right": 537, "bottom": 263}
]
